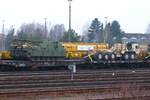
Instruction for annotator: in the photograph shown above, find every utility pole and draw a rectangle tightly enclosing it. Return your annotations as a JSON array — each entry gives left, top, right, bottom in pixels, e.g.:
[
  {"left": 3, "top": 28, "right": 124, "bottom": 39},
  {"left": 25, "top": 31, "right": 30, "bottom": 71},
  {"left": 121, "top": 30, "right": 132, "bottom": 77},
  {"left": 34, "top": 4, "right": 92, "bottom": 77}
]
[
  {"left": 44, "top": 18, "right": 47, "bottom": 38},
  {"left": 68, "top": 0, "right": 72, "bottom": 42},
  {"left": 2, "top": 20, "right": 5, "bottom": 35},
  {"left": 2, "top": 20, "right": 5, "bottom": 51},
  {"left": 104, "top": 17, "right": 108, "bottom": 43}
]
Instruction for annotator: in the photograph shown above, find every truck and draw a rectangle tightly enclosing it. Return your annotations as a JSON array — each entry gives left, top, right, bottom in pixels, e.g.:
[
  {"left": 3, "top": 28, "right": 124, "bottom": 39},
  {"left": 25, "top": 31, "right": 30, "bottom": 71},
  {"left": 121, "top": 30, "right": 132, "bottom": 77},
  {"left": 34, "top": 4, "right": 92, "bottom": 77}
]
[{"left": 85, "top": 42, "right": 150, "bottom": 62}]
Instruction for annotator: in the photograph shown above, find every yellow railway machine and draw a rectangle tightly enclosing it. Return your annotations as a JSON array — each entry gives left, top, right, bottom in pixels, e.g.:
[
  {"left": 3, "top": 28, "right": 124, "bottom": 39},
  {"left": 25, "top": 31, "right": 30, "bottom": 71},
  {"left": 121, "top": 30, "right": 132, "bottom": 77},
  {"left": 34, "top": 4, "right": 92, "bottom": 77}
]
[
  {"left": 0, "top": 52, "right": 11, "bottom": 59},
  {"left": 61, "top": 42, "right": 109, "bottom": 58}
]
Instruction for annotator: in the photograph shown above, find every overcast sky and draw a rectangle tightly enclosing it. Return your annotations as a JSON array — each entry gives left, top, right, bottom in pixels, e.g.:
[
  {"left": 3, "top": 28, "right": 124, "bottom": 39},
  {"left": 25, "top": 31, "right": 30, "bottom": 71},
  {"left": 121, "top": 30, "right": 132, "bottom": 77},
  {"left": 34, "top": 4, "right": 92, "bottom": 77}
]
[{"left": 0, "top": 0, "right": 150, "bottom": 34}]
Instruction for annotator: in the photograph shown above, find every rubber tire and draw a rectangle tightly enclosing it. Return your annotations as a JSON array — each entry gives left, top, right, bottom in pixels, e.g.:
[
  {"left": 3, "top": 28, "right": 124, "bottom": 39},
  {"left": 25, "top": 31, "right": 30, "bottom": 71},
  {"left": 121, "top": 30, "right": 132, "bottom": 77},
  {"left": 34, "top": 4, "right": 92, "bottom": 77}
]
[
  {"left": 103, "top": 53, "right": 110, "bottom": 61},
  {"left": 130, "top": 52, "right": 136, "bottom": 60},
  {"left": 123, "top": 53, "right": 129, "bottom": 60},
  {"left": 110, "top": 53, "right": 116, "bottom": 61},
  {"left": 97, "top": 52, "right": 103, "bottom": 61}
]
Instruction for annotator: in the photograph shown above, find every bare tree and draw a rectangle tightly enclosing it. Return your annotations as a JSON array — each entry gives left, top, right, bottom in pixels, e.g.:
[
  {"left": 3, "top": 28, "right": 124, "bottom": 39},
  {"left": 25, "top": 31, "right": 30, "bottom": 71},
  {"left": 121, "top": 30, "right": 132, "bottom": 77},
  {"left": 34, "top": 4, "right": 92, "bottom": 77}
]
[
  {"left": 146, "top": 23, "right": 150, "bottom": 33},
  {"left": 81, "top": 21, "right": 90, "bottom": 42},
  {"left": 49, "top": 24, "right": 66, "bottom": 41},
  {"left": 16, "top": 22, "right": 47, "bottom": 41},
  {"left": 18, "top": 22, "right": 45, "bottom": 36}
]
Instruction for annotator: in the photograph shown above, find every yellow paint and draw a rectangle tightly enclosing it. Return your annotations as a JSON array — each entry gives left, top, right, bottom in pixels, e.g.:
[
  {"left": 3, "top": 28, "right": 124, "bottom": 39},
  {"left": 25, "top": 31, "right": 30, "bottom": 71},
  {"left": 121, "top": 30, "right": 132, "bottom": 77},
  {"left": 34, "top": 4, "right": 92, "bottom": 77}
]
[
  {"left": 1, "top": 52, "right": 11, "bottom": 59},
  {"left": 61, "top": 42, "right": 108, "bottom": 58}
]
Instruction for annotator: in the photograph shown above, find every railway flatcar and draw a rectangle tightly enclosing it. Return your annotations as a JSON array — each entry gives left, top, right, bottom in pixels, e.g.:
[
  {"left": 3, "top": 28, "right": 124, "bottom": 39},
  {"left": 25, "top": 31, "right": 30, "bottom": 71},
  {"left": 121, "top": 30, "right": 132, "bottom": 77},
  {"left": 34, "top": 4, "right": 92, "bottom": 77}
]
[
  {"left": 0, "top": 38, "right": 150, "bottom": 70},
  {"left": 0, "top": 39, "right": 108, "bottom": 68}
]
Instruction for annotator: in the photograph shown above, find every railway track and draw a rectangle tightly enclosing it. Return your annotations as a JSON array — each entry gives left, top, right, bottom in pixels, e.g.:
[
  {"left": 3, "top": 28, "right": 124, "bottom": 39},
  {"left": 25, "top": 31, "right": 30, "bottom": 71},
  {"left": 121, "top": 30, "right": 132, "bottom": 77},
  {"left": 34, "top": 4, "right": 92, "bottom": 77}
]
[
  {"left": 88, "top": 96, "right": 150, "bottom": 100},
  {"left": 0, "top": 69, "right": 150, "bottom": 98}
]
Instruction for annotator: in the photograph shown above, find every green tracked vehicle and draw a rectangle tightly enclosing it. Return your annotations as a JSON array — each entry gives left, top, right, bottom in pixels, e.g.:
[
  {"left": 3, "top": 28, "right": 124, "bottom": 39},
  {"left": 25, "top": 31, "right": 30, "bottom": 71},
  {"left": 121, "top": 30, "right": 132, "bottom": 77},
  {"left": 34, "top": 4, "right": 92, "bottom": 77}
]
[{"left": 10, "top": 39, "right": 66, "bottom": 61}]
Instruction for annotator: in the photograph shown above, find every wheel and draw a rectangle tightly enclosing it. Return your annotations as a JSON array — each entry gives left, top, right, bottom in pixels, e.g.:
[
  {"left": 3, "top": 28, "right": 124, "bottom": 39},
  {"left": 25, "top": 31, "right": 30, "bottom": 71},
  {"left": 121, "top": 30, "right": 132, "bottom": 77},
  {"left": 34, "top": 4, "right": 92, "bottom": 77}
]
[
  {"left": 110, "top": 53, "right": 116, "bottom": 60},
  {"left": 128, "top": 52, "right": 136, "bottom": 60},
  {"left": 123, "top": 53, "right": 129, "bottom": 60},
  {"left": 94, "top": 52, "right": 103, "bottom": 62},
  {"left": 92, "top": 52, "right": 100, "bottom": 61},
  {"left": 130, "top": 53, "right": 136, "bottom": 60},
  {"left": 98, "top": 53, "right": 103, "bottom": 60},
  {"left": 103, "top": 53, "right": 109, "bottom": 61}
]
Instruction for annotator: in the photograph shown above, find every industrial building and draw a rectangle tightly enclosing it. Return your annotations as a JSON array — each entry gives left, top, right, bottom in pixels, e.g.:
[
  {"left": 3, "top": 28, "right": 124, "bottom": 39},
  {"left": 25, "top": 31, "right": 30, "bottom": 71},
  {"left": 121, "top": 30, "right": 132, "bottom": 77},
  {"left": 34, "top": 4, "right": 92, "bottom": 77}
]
[{"left": 122, "top": 33, "right": 150, "bottom": 44}]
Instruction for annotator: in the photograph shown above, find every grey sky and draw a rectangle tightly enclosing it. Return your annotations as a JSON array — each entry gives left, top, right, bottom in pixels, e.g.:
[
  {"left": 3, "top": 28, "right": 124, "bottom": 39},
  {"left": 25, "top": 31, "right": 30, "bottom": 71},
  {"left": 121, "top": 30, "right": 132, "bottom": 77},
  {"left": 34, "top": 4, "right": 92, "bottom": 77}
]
[{"left": 0, "top": 0, "right": 150, "bottom": 34}]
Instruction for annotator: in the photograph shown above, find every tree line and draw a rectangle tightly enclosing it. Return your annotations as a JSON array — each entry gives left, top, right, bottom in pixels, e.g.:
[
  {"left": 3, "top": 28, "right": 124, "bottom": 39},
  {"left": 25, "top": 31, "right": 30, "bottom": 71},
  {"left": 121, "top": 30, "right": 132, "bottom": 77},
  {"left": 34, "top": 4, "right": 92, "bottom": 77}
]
[{"left": 5, "top": 18, "right": 123, "bottom": 50}]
